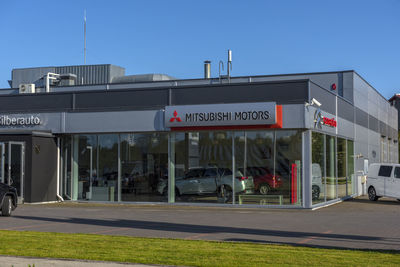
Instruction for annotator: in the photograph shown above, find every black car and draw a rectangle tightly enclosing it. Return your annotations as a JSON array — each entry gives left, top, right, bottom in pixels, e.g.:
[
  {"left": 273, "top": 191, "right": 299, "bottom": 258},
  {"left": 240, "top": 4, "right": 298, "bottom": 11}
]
[{"left": 0, "top": 182, "right": 17, "bottom": 216}]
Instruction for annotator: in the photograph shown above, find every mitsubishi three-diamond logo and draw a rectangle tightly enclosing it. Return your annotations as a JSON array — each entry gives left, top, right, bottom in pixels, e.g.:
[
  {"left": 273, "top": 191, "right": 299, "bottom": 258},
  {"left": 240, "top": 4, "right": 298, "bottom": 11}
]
[{"left": 169, "top": 110, "right": 182, "bottom": 122}]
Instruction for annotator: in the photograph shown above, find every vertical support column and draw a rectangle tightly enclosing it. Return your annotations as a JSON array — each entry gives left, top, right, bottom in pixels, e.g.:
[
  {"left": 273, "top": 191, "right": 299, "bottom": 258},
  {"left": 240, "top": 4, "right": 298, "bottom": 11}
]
[
  {"left": 168, "top": 132, "right": 175, "bottom": 203},
  {"left": 345, "top": 140, "right": 348, "bottom": 196},
  {"left": 117, "top": 135, "right": 121, "bottom": 202},
  {"left": 72, "top": 135, "right": 79, "bottom": 201},
  {"left": 303, "top": 130, "right": 312, "bottom": 208},
  {"left": 0, "top": 143, "right": 4, "bottom": 184},
  {"left": 56, "top": 138, "right": 61, "bottom": 198},
  {"left": 244, "top": 131, "right": 247, "bottom": 177},
  {"left": 232, "top": 134, "right": 235, "bottom": 205},
  {"left": 326, "top": 136, "right": 336, "bottom": 199},
  {"left": 334, "top": 137, "right": 338, "bottom": 199},
  {"left": 64, "top": 144, "right": 68, "bottom": 198}
]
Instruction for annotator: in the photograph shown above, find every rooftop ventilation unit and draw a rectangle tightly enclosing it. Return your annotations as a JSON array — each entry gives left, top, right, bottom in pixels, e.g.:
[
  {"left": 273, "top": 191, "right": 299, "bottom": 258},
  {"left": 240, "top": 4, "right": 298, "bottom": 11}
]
[{"left": 19, "top": 84, "right": 35, "bottom": 94}]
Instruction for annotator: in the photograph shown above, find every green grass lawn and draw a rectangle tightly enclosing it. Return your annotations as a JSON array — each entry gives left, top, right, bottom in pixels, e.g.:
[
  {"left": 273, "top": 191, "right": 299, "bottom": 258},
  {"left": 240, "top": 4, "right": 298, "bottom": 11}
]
[{"left": 0, "top": 230, "right": 399, "bottom": 266}]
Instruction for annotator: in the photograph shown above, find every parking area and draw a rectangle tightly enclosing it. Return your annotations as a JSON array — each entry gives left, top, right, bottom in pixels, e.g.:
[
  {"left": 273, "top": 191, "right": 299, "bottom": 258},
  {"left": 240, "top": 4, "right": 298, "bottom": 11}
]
[{"left": 0, "top": 196, "right": 399, "bottom": 251}]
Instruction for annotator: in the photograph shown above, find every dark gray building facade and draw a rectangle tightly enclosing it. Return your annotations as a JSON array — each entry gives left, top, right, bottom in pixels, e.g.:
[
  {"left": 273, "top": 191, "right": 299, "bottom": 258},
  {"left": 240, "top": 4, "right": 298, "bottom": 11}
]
[{"left": 0, "top": 65, "right": 397, "bottom": 208}]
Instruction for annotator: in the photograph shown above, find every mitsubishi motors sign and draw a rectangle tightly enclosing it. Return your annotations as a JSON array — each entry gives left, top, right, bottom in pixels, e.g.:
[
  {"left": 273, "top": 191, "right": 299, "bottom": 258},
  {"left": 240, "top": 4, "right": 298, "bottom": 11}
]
[{"left": 165, "top": 102, "right": 279, "bottom": 128}]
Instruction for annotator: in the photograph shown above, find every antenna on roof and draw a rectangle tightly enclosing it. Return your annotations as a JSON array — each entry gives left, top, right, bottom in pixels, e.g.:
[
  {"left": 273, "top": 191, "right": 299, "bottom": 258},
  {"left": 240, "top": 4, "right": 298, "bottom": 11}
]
[{"left": 84, "top": 9, "right": 87, "bottom": 65}]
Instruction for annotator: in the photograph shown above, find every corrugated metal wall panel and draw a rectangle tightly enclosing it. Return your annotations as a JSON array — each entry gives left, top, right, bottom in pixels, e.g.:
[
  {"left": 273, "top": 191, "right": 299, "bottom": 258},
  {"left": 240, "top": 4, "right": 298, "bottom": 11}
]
[{"left": 53, "top": 64, "right": 125, "bottom": 86}]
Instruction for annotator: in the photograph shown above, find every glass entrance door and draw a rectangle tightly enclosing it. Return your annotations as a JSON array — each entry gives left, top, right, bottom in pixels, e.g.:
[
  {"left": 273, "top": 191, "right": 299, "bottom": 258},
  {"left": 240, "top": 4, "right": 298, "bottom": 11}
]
[{"left": 4, "top": 142, "right": 25, "bottom": 202}]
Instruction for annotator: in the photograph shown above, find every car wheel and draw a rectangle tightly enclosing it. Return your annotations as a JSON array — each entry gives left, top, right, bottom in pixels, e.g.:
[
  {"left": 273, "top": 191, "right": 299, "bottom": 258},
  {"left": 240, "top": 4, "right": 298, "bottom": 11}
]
[
  {"left": 259, "top": 183, "right": 271, "bottom": 195},
  {"left": 312, "top": 185, "right": 320, "bottom": 200},
  {"left": 1, "top": 196, "right": 12, "bottom": 217},
  {"left": 219, "top": 185, "right": 232, "bottom": 203},
  {"left": 368, "top": 186, "right": 378, "bottom": 201}
]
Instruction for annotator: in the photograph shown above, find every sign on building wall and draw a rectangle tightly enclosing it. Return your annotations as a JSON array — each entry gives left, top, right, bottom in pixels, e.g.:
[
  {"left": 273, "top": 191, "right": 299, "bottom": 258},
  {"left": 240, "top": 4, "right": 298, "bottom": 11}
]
[
  {"left": 314, "top": 108, "right": 337, "bottom": 128},
  {"left": 0, "top": 115, "right": 41, "bottom": 127},
  {"left": 165, "top": 102, "right": 278, "bottom": 128}
]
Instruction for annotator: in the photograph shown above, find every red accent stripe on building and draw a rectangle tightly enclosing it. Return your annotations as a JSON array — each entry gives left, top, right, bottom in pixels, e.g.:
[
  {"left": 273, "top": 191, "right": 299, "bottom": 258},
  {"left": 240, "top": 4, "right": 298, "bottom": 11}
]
[{"left": 291, "top": 163, "right": 297, "bottom": 204}]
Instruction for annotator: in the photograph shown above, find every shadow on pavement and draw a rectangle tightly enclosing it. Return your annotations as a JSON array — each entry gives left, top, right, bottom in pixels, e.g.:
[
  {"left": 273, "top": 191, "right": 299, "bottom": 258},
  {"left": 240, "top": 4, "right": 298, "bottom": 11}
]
[
  {"left": 347, "top": 197, "right": 400, "bottom": 206},
  {"left": 13, "top": 215, "right": 400, "bottom": 249}
]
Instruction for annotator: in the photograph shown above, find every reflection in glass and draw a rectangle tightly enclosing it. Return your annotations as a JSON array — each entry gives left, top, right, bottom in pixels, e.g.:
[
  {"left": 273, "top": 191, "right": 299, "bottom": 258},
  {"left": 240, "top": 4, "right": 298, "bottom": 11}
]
[
  {"left": 347, "top": 140, "right": 354, "bottom": 195},
  {"left": 234, "top": 131, "right": 245, "bottom": 205},
  {"left": 275, "top": 130, "right": 302, "bottom": 205},
  {"left": 10, "top": 144, "right": 23, "bottom": 197},
  {"left": 121, "top": 133, "right": 168, "bottom": 202},
  {"left": 312, "top": 132, "right": 325, "bottom": 204},
  {"left": 174, "top": 131, "right": 236, "bottom": 204},
  {"left": 234, "top": 131, "right": 257, "bottom": 204},
  {"left": 97, "top": 134, "right": 119, "bottom": 201},
  {"left": 337, "top": 138, "right": 347, "bottom": 198},
  {"left": 61, "top": 137, "right": 72, "bottom": 199},
  {"left": 76, "top": 135, "right": 98, "bottom": 201},
  {"left": 326, "top": 135, "right": 337, "bottom": 200},
  {"left": 240, "top": 131, "right": 281, "bottom": 205},
  {"left": 65, "top": 129, "right": 305, "bottom": 206}
]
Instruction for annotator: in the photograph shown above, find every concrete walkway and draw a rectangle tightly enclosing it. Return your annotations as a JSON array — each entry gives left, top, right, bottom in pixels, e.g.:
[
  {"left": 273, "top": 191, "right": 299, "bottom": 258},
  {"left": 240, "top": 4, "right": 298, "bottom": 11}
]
[{"left": 0, "top": 256, "right": 166, "bottom": 267}]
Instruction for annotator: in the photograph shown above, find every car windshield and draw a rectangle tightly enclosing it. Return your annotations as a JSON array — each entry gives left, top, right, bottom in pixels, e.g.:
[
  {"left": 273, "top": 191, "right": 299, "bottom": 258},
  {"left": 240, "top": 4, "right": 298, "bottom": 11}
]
[
  {"left": 185, "top": 169, "right": 205, "bottom": 178},
  {"left": 219, "top": 168, "right": 244, "bottom": 177}
]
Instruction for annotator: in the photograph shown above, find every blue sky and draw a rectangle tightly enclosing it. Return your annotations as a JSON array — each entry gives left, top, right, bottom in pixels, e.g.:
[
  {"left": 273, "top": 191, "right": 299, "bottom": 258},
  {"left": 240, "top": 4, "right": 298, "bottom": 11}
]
[{"left": 0, "top": 0, "right": 399, "bottom": 98}]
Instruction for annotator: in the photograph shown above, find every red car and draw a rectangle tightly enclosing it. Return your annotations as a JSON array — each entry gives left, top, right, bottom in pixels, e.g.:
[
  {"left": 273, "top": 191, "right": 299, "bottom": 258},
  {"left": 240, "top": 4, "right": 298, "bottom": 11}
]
[{"left": 246, "top": 167, "right": 282, "bottom": 195}]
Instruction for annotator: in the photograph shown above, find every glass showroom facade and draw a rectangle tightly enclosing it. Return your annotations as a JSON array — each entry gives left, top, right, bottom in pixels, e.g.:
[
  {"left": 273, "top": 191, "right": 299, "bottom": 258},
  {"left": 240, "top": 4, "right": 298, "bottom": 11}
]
[{"left": 60, "top": 129, "right": 306, "bottom": 206}]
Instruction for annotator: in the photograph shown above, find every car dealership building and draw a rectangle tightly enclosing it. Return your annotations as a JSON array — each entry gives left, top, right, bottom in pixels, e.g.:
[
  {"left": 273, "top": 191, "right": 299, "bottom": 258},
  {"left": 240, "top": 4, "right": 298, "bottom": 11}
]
[{"left": 0, "top": 64, "right": 397, "bottom": 208}]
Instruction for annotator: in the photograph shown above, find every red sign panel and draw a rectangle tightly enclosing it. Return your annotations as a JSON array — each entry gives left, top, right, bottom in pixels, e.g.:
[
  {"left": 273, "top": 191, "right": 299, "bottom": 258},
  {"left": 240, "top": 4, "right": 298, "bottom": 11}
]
[{"left": 323, "top": 117, "right": 337, "bottom": 127}]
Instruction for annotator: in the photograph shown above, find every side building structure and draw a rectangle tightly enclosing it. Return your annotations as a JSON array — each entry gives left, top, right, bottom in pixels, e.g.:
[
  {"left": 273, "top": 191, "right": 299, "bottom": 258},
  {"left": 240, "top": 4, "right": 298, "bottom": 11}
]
[{"left": 388, "top": 93, "right": 400, "bottom": 163}]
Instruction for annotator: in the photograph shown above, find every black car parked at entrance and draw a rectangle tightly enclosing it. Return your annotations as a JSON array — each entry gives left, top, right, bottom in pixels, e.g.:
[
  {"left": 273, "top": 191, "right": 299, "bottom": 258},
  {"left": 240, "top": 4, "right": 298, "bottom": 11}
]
[{"left": 0, "top": 182, "right": 17, "bottom": 216}]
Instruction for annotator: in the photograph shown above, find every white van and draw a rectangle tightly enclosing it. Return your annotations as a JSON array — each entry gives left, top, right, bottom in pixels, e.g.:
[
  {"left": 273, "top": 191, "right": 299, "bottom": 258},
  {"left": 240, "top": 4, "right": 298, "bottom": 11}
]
[{"left": 367, "top": 163, "right": 400, "bottom": 201}]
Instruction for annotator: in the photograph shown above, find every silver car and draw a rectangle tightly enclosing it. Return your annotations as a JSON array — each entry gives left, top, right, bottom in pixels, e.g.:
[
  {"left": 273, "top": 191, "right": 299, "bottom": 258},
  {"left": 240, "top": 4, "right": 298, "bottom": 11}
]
[{"left": 157, "top": 167, "right": 254, "bottom": 202}]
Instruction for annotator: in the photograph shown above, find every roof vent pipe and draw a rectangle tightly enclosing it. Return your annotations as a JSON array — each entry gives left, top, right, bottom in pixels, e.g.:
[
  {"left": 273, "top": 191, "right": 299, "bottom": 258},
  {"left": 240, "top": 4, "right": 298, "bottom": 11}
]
[
  {"left": 227, "top": 49, "right": 232, "bottom": 82},
  {"left": 204, "top": 61, "right": 211, "bottom": 79}
]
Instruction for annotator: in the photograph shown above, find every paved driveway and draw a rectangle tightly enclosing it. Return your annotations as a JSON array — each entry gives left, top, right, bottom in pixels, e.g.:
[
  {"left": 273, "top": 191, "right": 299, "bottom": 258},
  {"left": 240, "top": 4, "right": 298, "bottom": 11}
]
[{"left": 1, "top": 196, "right": 399, "bottom": 251}]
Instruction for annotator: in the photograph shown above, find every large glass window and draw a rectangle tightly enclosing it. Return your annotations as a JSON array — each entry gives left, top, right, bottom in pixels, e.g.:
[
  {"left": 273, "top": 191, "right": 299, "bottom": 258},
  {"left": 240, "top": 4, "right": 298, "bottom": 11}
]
[
  {"left": 69, "top": 133, "right": 168, "bottom": 202},
  {"left": 171, "top": 130, "right": 302, "bottom": 205},
  {"left": 312, "top": 132, "right": 354, "bottom": 205},
  {"left": 174, "top": 131, "right": 234, "bottom": 204},
  {"left": 63, "top": 129, "right": 303, "bottom": 206},
  {"left": 96, "top": 134, "right": 119, "bottom": 201},
  {"left": 312, "top": 132, "right": 325, "bottom": 204},
  {"left": 72, "top": 134, "right": 119, "bottom": 202},
  {"left": 73, "top": 135, "right": 98, "bottom": 201},
  {"left": 244, "top": 131, "right": 276, "bottom": 199},
  {"left": 275, "top": 130, "right": 302, "bottom": 205},
  {"left": 120, "top": 133, "right": 168, "bottom": 202}
]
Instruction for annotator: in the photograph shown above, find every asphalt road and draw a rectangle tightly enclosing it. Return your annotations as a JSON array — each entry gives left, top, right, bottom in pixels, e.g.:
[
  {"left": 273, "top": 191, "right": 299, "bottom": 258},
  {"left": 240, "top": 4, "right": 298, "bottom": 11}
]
[{"left": 1, "top": 196, "right": 399, "bottom": 251}]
